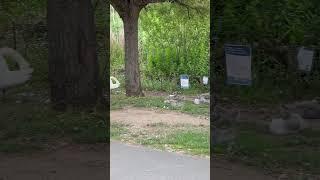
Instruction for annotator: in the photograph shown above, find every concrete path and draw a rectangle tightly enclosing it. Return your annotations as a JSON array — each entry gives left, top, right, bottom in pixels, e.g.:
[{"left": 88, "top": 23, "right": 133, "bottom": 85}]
[
  {"left": 111, "top": 141, "right": 210, "bottom": 180},
  {"left": 0, "top": 142, "right": 276, "bottom": 180},
  {"left": 111, "top": 142, "right": 276, "bottom": 180}
]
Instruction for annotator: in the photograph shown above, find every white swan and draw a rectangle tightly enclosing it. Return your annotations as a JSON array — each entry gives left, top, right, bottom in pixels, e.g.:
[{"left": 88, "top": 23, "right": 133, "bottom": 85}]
[
  {"left": 110, "top": 76, "right": 120, "bottom": 90},
  {"left": 0, "top": 47, "right": 33, "bottom": 90}
]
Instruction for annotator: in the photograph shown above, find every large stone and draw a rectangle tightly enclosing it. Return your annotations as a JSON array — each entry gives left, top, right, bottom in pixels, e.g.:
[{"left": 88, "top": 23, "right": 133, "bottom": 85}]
[
  {"left": 269, "top": 113, "right": 308, "bottom": 135},
  {"left": 199, "top": 93, "right": 210, "bottom": 104},
  {"left": 287, "top": 113, "right": 308, "bottom": 130},
  {"left": 269, "top": 118, "right": 289, "bottom": 135},
  {"left": 164, "top": 93, "right": 185, "bottom": 107}
]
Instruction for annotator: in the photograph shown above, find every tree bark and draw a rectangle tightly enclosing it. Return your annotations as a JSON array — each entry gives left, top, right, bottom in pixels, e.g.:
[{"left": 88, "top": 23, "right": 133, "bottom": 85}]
[
  {"left": 122, "top": 4, "right": 144, "bottom": 96},
  {"left": 110, "top": 0, "right": 189, "bottom": 97},
  {"left": 48, "top": 0, "right": 100, "bottom": 110}
]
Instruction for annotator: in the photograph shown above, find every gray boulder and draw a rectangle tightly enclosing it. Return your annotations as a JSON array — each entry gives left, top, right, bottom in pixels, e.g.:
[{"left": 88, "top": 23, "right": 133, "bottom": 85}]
[
  {"left": 164, "top": 93, "right": 185, "bottom": 107},
  {"left": 269, "top": 113, "right": 308, "bottom": 135}
]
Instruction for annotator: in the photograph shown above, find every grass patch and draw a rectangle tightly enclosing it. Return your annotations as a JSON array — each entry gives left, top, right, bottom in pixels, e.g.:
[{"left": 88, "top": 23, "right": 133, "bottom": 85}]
[
  {"left": 0, "top": 97, "right": 107, "bottom": 153},
  {"left": 138, "top": 129, "right": 209, "bottom": 156},
  {"left": 111, "top": 94, "right": 209, "bottom": 116},
  {"left": 218, "top": 79, "right": 320, "bottom": 106},
  {"left": 142, "top": 78, "right": 209, "bottom": 95},
  {"left": 110, "top": 122, "right": 129, "bottom": 140},
  {"left": 213, "top": 125, "right": 320, "bottom": 173},
  {"left": 111, "top": 124, "right": 210, "bottom": 156}
]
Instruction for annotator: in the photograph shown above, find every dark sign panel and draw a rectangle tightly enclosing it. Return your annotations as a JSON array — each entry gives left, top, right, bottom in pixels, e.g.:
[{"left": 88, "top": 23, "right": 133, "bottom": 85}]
[{"left": 224, "top": 44, "right": 252, "bottom": 86}]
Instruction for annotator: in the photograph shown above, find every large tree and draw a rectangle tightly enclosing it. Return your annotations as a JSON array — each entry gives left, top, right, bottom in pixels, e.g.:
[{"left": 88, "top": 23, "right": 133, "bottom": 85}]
[
  {"left": 110, "top": 0, "right": 199, "bottom": 96},
  {"left": 48, "top": 0, "right": 101, "bottom": 110}
]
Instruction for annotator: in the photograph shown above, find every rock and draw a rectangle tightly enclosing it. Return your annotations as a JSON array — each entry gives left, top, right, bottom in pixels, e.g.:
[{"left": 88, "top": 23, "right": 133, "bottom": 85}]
[
  {"left": 269, "top": 113, "right": 308, "bottom": 135},
  {"left": 164, "top": 93, "right": 184, "bottom": 107},
  {"left": 193, "top": 93, "right": 210, "bottom": 105},
  {"left": 270, "top": 118, "right": 289, "bottom": 135},
  {"left": 287, "top": 113, "right": 308, "bottom": 131},
  {"left": 199, "top": 93, "right": 210, "bottom": 104}
]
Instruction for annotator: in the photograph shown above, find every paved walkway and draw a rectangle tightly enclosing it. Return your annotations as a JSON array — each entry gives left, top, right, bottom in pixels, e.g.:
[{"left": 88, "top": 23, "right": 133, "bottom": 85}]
[
  {"left": 111, "top": 142, "right": 276, "bottom": 180},
  {"left": 111, "top": 141, "right": 210, "bottom": 180},
  {"left": 0, "top": 142, "right": 275, "bottom": 180}
]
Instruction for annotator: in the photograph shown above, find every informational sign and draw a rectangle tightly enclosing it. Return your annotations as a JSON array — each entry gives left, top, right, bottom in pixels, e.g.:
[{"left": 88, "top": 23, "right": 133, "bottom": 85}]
[
  {"left": 297, "top": 47, "right": 314, "bottom": 72},
  {"left": 225, "top": 44, "right": 252, "bottom": 86},
  {"left": 180, "top": 74, "right": 189, "bottom": 89}
]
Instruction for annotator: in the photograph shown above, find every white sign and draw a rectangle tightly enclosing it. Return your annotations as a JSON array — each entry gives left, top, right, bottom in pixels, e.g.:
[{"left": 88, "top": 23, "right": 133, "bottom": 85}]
[
  {"left": 225, "top": 44, "right": 252, "bottom": 85},
  {"left": 180, "top": 75, "right": 189, "bottom": 89},
  {"left": 297, "top": 47, "right": 314, "bottom": 72},
  {"left": 202, "top": 76, "right": 208, "bottom": 85}
]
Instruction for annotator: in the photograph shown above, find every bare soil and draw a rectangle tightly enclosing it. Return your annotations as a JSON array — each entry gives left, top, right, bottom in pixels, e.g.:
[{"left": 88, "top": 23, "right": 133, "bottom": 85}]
[
  {"left": 212, "top": 157, "right": 276, "bottom": 180},
  {"left": 110, "top": 107, "right": 209, "bottom": 128},
  {"left": 0, "top": 144, "right": 108, "bottom": 180}
]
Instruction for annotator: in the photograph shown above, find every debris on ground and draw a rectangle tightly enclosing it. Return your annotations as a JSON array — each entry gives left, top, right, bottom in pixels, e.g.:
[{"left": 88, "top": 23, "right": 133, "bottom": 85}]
[
  {"left": 164, "top": 93, "right": 185, "bottom": 107},
  {"left": 284, "top": 98, "right": 320, "bottom": 119},
  {"left": 194, "top": 93, "right": 210, "bottom": 105}
]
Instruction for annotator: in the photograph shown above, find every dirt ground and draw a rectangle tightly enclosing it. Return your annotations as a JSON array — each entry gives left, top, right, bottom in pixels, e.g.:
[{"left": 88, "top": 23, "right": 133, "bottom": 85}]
[
  {"left": 1, "top": 106, "right": 314, "bottom": 180},
  {"left": 110, "top": 107, "right": 209, "bottom": 128},
  {"left": 0, "top": 144, "right": 108, "bottom": 180}
]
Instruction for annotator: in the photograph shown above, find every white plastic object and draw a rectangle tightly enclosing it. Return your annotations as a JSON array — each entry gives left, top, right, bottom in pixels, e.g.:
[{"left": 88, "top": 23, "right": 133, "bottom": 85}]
[
  {"left": 194, "top": 98, "right": 200, "bottom": 105},
  {"left": 0, "top": 47, "right": 33, "bottom": 89},
  {"left": 202, "top": 76, "right": 208, "bottom": 85},
  {"left": 110, "top": 76, "right": 120, "bottom": 90}
]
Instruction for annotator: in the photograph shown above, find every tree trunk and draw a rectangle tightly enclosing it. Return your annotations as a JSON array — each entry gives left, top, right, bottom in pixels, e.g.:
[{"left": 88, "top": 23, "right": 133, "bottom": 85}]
[
  {"left": 48, "top": 0, "right": 100, "bottom": 110},
  {"left": 122, "top": 5, "right": 144, "bottom": 96}
]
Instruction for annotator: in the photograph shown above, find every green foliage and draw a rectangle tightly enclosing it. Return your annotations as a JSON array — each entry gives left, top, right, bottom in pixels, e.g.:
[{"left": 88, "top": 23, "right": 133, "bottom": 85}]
[
  {"left": 110, "top": 2, "right": 210, "bottom": 91},
  {"left": 139, "top": 3, "right": 210, "bottom": 81},
  {"left": 212, "top": 0, "right": 320, "bottom": 103},
  {"left": 214, "top": 125, "right": 320, "bottom": 173},
  {"left": 110, "top": 43, "right": 124, "bottom": 76},
  {"left": 0, "top": 99, "right": 107, "bottom": 153}
]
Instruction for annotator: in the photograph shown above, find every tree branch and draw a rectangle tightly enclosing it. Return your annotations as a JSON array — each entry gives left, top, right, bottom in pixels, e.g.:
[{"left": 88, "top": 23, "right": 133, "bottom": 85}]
[
  {"left": 139, "top": 0, "right": 206, "bottom": 15},
  {"left": 110, "top": 0, "right": 126, "bottom": 18}
]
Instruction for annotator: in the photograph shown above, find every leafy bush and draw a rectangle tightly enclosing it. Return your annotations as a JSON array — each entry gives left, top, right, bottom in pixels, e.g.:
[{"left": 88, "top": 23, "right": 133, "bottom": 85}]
[{"left": 139, "top": 3, "right": 209, "bottom": 82}]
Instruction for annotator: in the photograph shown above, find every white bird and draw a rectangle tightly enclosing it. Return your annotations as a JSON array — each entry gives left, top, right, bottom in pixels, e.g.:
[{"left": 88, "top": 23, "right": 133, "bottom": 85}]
[
  {"left": 0, "top": 47, "right": 33, "bottom": 90},
  {"left": 110, "top": 76, "right": 120, "bottom": 90}
]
